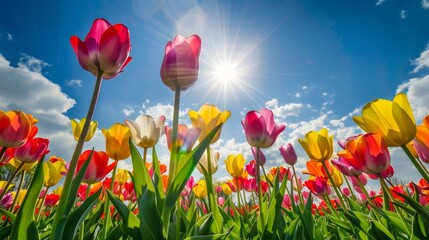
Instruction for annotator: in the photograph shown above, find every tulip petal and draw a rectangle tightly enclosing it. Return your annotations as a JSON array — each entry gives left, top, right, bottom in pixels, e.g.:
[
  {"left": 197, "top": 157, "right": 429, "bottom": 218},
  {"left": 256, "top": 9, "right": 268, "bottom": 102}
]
[{"left": 99, "top": 24, "right": 130, "bottom": 78}]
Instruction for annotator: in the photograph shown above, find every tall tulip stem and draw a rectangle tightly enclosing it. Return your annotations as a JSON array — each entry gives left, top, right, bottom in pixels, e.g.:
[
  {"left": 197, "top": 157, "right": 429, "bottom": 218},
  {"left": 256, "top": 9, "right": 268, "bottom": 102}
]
[
  {"left": 0, "top": 162, "right": 24, "bottom": 201},
  {"left": 321, "top": 161, "right": 347, "bottom": 210},
  {"left": 401, "top": 145, "right": 429, "bottom": 183},
  {"left": 0, "top": 147, "right": 7, "bottom": 160},
  {"left": 255, "top": 147, "right": 264, "bottom": 223},
  {"left": 292, "top": 166, "right": 304, "bottom": 206},
  {"left": 10, "top": 170, "right": 25, "bottom": 212},
  {"left": 52, "top": 70, "right": 103, "bottom": 237},
  {"left": 167, "top": 86, "right": 181, "bottom": 188},
  {"left": 101, "top": 162, "right": 118, "bottom": 239}
]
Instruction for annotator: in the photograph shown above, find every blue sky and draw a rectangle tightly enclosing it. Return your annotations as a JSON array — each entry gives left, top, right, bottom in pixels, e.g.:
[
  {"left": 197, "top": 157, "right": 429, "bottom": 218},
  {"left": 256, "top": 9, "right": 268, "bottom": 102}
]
[{"left": 1, "top": 0, "right": 429, "bottom": 189}]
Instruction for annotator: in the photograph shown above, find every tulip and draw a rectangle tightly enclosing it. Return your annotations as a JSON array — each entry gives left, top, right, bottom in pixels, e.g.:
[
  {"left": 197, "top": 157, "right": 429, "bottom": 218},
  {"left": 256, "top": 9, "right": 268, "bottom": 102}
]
[
  {"left": 14, "top": 137, "right": 49, "bottom": 163},
  {"left": 353, "top": 93, "right": 416, "bottom": 147},
  {"left": 43, "top": 160, "right": 67, "bottom": 187},
  {"left": 125, "top": 115, "right": 165, "bottom": 149},
  {"left": 115, "top": 168, "right": 129, "bottom": 185},
  {"left": 76, "top": 150, "right": 116, "bottom": 184},
  {"left": 304, "top": 176, "right": 330, "bottom": 197},
  {"left": 188, "top": 104, "right": 231, "bottom": 144},
  {"left": 331, "top": 157, "right": 362, "bottom": 177},
  {"left": 193, "top": 180, "right": 207, "bottom": 198},
  {"left": 245, "top": 160, "right": 257, "bottom": 177},
  {"left": 165, "top": 124, "right": 200, "bottom": 153},
  {"left": 298, "top": 128, "right": 334, "bottom": 162},
  {"left": 181, "top": 176, "right": 195, "bottom": 197},
  {"left": 196, "top": 147, "right": 219, "bottom": 175},
  {"left": 222, "top": 183, "right": 232, "bottom": 195},
  {"left": 414, "top": 139, "right": 429, "bottom": 164},
  {"left": 70, "top": 18, "right": 132, "bottom": 79},
  {"left": 282, "top": 194, "right": 292, "bottom": 209},
  {"left": 251, "top": 147, "right": 266, "bottom": 165},
  {"left": 303, "top": 161, "right": 343, "bottom": 187},
  {"left": 269, "top": 166, "right": 291, "bottom": 182},
  {"left": 338, "top": 133, "right": 391, "bottom": 175},
  {"left": 241, "top": 108, "right": 285, "bottom": 148},
  {"left": 160, "top": 35, "right": 202, "bottom": 91},
  {"left": 71, "top": 118, "right": 98, "bottom": 142},
  {"left": 0, "top": 192, "right": 13, "bottom": 209},
  {"left": 12, "top": 189, "right": 27, "bottom": 206},
  {"left": 44, "top": 193, "right": 60, "bottom": 207},
  {"left": 225, "top": 154, "right": 245, "bottom": 177},
  {"left": 279, "top": 143, "right": 297, "bottom": 166},
  {"left": 0, "top": 147, "right": 14, "bottom": 166},
  {"left": 0, "top": 110, "right": 32, "bottom": 148},
  {"left": 367, "top": 165, "right": 395, "bottom": 179},
  {"left": 8, "top": 158, "right": 37, "bottom": 171},
  {"left": 102, "top": 123, "right": 131, "bottom": 161}
]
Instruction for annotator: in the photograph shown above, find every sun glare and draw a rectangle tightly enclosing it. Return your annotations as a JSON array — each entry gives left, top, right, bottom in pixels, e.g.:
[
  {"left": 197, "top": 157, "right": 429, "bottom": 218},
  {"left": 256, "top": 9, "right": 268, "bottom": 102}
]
[{"left": 214, "top": 63, "right": 239, "bottom": 85}]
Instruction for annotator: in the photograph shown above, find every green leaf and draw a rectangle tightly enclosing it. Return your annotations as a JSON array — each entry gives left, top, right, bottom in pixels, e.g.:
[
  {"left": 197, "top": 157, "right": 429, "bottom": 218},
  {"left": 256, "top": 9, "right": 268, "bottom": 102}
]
[
  {"left": 344, "top": 211, "right": 374, "bottom": 239},
  {"left": 164, "top": 124, "right": 222, "bottom": 209},
  {"left": 392, "top": 190, "right": 429, "bottom": 223},
  {"left": 62, "top": 188, "right": 102, "bottom": 240},
  {"left": 0, "top": 207, "right": 15, "bottom": 221},
  {"left": 0, "top": 225, "right": 12, "bottom": 239},
  {"left": 106, "top": 190, "right": 141, "bottom": 239},
  {"left": 152, "top": 146, "right": 165, "bottom": 214},
  {"left": 413, "top": 212, "right": 428, "bottom": 239},
  {"left": 138, "top": 185, "right": 164, "bottom": 239},
  {"left": 129, "top": 139, "right": 146, "bottom": 198},
  {"left": 196, "top": 213, "right": 213, "bottom": 236},
  {"left": 10, "top": 155, "right": 45, "bottom": 240},
  {"left": 105, "top": 224, "right": 124, "bottom": 240},
  {"left": 301, "top": 192, "right": 314, "bottom": 239},
  {"left": 369, "top": 220, "right": 395, "bottom": 240}
]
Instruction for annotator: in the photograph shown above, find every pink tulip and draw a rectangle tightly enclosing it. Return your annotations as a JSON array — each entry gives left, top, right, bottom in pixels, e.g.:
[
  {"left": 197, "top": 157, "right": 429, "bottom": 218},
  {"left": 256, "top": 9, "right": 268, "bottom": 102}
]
[
  {"left": 70, "top": 18, "right": 132, "bottom": 79},
  {"left": 331, "top": 157, "right": 362, "bottom": 177},
  {"left": 14, "top": 137, "right": 49, "bottom": 163},
  {"left": 282, "top": 194, "right": 292, "bottom": 209},
  {"left": 165, "top": 124, "right": 200, "bottom": 153},
  {"left": 342, "top": 187, "right": 351, "bottom": 197},
  {"left": 251, "top": 147, "right": 266, "bottom": 165},
  {"left": 279, "top": 143, "right": 297, "bottom": 166},
  {"left": 0, "top": 193, "right": 13, "bottom": 208},
  {"left": 181, "top": 176, "right": 195, "bottom": 197},
  {"left": 76, "top": 150, "right": 116, "bottom": 184},
  {"left": 338, "top": 133, "right": 391, "bottom": 175},
  {"left": 413, "top": 139, "right": 429, "bottom": 164},
  {"left": 160, "top": 35, "right": 201, "bottom": 91},
  {"left": 217, "top": 197, "right": 225, "bottom": 206},
  {"left": 368, "top": 165, "right": 395, "bottom": 179},
  {"left": 241, "top": 108, "right": 285, "bottom": 148},
  {"left": 245, "top": 160, "right": 257, "bottom": 177}
]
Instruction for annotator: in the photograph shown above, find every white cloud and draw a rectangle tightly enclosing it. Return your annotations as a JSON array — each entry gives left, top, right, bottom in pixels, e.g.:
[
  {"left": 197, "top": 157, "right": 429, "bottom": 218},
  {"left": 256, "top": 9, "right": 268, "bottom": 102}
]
[
  {"left": 400, "top": 10, "right": 406, "bottom": 19},
  {"left": 302, "top": 86, "right": 308, "bottom": 90},
  {"left": 265, "top": 98, "right": 304, "bottom": 119},
  {"left": 7, "top": 33, "right": 13, "bottom": 41},
  {"left": 0, "top": 53, "right": 76, "bottom": 158},
  {"left": 422, "top": 0, "right": 429, "bottom": 9},
  {"left": 17, "top": 54, "right": 50, "bottom": 73},
  {"left": 122, "top": 106, "right": 135, "bottom": 116},
  {"left": 295, "top": 92, "right": 301, "bottom": 98},
  {"left": 376, "top": 0, "right": 386, "bottom": 6},
  {"left": 67, "top": 79, "right": 82, "bottom": 88},
  {"left": 411, "top": 44, "right": 429, "bottom": 73},
  {"left": 397, "top": 76, "right": 429, "bottom": 120}
]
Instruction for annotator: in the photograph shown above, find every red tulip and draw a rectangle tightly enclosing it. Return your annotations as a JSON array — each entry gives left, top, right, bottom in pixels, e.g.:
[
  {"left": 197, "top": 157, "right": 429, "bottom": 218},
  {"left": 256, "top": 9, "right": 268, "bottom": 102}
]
[
  {"left": 304, "top": 176, "right": 330, "bottom": 197},
  {"left": 70, "top": 18, "right": 132, "bottom": 79},
  {"left": 160, "top": 35, "right": 201, "bottom": 91},
  {"left": 338, "top": 133, "right": 391, "bottom": 175},
  {"left": 0, "top": 147, "right": 14, "bottom": 166},
  {"left": 241, "top": 108, "right": 285, "bottom": 148},
  {"left": 14, "top": 137, "right": 49, "bottom": 163},
  {"left": 76, "top": 150, "right": 116, "bottom": 184},
  {"left": 44, "top": 193, "right": 60, "bottom": 207},
  {"left": 0, "top": 110, "right": 32, "bottom": 148}
]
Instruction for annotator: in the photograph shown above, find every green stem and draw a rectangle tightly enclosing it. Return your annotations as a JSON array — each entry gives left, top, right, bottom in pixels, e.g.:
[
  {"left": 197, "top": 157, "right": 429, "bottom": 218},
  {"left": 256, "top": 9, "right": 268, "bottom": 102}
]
[
  {"left": 324, "top": 195, "right": 339, "bottom": 218},
  {"left": 0, "top": 162, "right": 24, "bottom": 201},
  {"left": 255, "top": 147, "right": 265, "bottom": 224},
  {"left": 176, "top": 200, "right": 181, "bottom": 240},
  {"left": 235, "top": 177, "right": 242, "bottom": 210},
  {"left": 343, "top": 174, "right": 358, "bottom": 201},
  {"left": 143, "top": 147, "right": 147, "bottom": 163},
  {"left": 101, "top": 162, "right": 118, "bottom": 239},
  {"left": 401, "top": 145, "right": 429, "bottom": 183},
  {"left": 10, "top": 171, "right": 25, "bottom": 212},
  {"left": 52, "top": 70, "right": 103, "bottom": 238},
  {"left": 167, "top": 87, "right": 181, "bottom": 189},
  {"left": 292, "top": 166, "right": 304, "bottom": 207},
  {"left": 321, "top": 161, "right": 347, "bottom": 211},
  {"left": 37, "top": 186, "right": 49, "bottom": 222}
]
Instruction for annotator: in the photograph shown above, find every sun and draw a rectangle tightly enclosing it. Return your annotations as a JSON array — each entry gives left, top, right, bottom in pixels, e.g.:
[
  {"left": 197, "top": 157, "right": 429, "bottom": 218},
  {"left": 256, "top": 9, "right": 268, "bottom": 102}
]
[{"left": 213, "top": 63, "right": 239, "bottom": 85}]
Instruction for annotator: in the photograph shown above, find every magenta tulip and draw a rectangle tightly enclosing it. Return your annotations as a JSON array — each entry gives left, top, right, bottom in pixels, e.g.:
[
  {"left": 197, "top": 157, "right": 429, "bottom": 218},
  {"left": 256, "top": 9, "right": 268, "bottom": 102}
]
[
  {"left": 14, "top": 137, "right": 49, "bottom": 163},
  {"left": 304, "top": 176, "right": 330, "bottom": 197},
  {"left": 70, "top": 18, "right": 132, "bottom": 79},
  {"left": 279, "top": 143, "right": 297, "bottom": 166},
  {"left": 251, "top": 147, "right": 266, "bottom": 165},
  {"left": 241, "top": 108, "right": 285, "bottom": 148},
  {"left": 331, "top": 157, "right": 362, "bottom": 177},
  {"left": 160, "top": 35, "right": 201, "bottom": 91}
]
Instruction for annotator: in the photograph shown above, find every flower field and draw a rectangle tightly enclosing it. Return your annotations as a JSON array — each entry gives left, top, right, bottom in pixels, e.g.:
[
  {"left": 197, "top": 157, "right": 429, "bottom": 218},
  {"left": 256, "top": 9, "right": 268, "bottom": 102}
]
[{"left": 1, "top": 18, "right": 429, "bottom": 240}]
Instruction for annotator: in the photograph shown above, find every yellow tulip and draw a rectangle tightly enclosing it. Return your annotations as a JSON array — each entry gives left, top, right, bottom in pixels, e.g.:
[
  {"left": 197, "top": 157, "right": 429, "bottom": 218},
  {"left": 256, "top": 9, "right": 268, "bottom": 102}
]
[
  {"left": 115, "top": 168, "right": 129, "bottom": 185},
  {"left": 71, "top": 118, "right": 98, "bottom": 142},
  {"left": 353, "top": 93, "right": 416, "bottom": 147},
  {"left": 298, "top": 128, "right": 334, "bottom": 162},
  {"left": 406, "top": 141, "right": 419, "bottom": 158},
  {"left": 221, "top": 183, "right": 232, "bottom": 195},
  {"left": 43, "top": 160, "right": 66, "bottom": 187},
  {"left": 53, "top": 186, "right": 63, "bottom": 196},
  {"left": 189, "top": 104, "right": 231, "bottom": 144},
  {"left": 8, "top": 158, "right": 37, "bottom": 171},
  {"left": 193, "top": 180, "right": 207, "bottom": 198},
  {"left": 102, "top": 123, "right": 131, "bottom": 161},
  {"left": 225, "top": 154, "right": 245, "bottom": 178},
  {"left": 303, "top": 161, "right": 343, "bottom": 187},
  {"left": 12, "top": 189, "right": 27, "bottom": 206}
]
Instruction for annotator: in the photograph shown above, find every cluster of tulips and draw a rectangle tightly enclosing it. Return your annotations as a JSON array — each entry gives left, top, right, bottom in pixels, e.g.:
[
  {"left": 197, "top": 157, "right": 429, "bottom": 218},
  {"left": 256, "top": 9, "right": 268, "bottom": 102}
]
[{"left": 1, "top": 18, "right": 429, "bottom": 240}]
